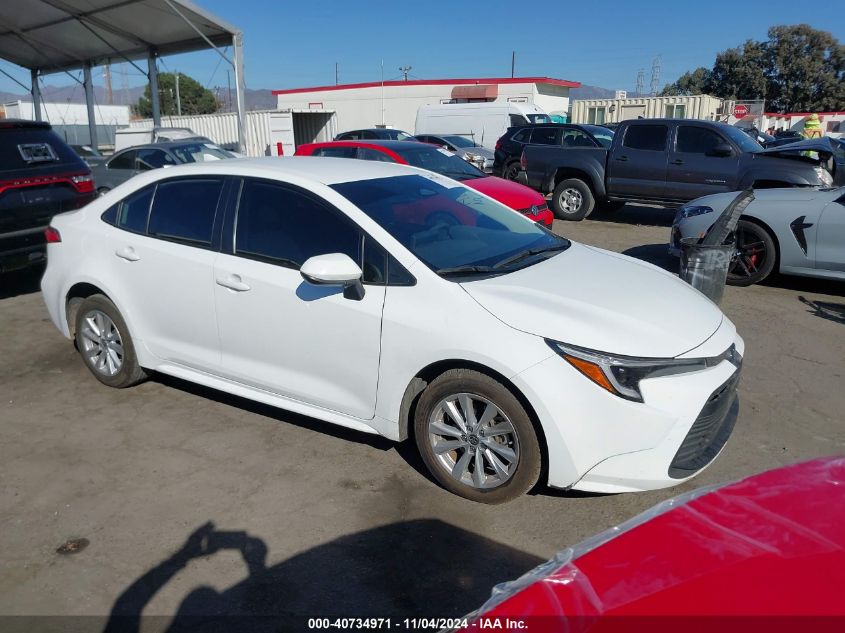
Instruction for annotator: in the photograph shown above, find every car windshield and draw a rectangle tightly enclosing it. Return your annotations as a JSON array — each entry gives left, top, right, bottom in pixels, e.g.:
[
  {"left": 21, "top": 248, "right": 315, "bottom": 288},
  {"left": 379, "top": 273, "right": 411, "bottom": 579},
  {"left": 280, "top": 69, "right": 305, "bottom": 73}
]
[
  {"left": 331, "top": 174, "right": 569, "bottom": 277},
  {"left": 441, "top": 135, "right": 479, "bottom": 148},
  {"left": 170, "top": 143, "right": 235, "bottom": 163},
  {"left": 582, "top": 125, "right": 615, "bottom": 148},
  {"left": 720, "top": 125, "right": 763, "bottom": 153},
  {"left": 392, "top": 145, "right": 486, "bottom": 181},
  {"left": 527, "top": 114, "right": 552, "bottom": 124}
]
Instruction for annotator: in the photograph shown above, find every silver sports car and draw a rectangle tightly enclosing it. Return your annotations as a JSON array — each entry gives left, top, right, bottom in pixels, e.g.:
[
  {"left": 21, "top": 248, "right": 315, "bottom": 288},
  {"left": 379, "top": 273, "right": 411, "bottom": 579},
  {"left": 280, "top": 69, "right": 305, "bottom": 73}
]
[{"left": 670, "top": 187, "right": 845, "bottom": 286}]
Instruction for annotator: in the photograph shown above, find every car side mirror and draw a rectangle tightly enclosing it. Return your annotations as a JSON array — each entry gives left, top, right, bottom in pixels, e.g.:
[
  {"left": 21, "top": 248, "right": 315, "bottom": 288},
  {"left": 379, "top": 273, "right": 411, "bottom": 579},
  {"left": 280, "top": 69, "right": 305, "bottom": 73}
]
[
  {"left": 300, "top": 253, "right": 364, "bottom": 300},
  {"left": 708, "top": 143, "right": 734, "bottom": 157}
]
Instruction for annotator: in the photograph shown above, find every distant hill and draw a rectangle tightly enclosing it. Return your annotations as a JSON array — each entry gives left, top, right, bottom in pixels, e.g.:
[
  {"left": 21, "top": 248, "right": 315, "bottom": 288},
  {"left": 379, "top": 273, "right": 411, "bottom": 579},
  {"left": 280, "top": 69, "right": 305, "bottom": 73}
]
[{"left": 570, "top": 84, "right": 616, "bottom": 100}]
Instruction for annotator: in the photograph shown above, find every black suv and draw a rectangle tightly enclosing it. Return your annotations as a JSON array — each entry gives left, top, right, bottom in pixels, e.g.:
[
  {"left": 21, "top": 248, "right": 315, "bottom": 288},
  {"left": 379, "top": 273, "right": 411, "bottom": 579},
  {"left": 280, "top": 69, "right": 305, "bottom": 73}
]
[
  {"left": 0, "top": 120, "right": 95, "bottom": 273},
  {"left": 493, "top": 123, "right": 615, "bottom": 180}
]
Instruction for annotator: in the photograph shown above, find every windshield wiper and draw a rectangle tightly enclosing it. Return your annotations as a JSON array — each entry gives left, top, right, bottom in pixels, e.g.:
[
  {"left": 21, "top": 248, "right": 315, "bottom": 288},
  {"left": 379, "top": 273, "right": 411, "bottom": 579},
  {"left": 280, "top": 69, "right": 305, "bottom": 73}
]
[
  {"left": 493, "top": 243, "right": 569, "bottom": 270},
  {"left": 436, "top": 265, "right": 502, "bottom": 277}
]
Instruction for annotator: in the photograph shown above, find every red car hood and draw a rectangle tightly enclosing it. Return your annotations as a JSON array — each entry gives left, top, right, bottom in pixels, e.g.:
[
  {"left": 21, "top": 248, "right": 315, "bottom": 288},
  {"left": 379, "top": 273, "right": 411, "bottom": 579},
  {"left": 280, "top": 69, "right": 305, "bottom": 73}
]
[{"left": 463, "top": 176, "right": 544, "bottom": 210}]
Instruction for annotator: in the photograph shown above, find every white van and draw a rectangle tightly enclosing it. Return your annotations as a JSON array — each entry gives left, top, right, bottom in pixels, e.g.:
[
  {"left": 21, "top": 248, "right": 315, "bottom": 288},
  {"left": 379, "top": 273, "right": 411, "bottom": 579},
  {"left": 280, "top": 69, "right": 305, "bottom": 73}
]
[{"left": 415, "top": 102, "right": 551, "bottom": 149}]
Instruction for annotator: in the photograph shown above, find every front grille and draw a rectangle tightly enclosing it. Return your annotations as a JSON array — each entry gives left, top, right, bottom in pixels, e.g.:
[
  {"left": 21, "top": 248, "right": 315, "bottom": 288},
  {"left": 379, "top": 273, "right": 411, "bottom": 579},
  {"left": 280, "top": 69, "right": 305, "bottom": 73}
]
[{"left": 668, "top": 368, "right": 741, "bottom": 479}]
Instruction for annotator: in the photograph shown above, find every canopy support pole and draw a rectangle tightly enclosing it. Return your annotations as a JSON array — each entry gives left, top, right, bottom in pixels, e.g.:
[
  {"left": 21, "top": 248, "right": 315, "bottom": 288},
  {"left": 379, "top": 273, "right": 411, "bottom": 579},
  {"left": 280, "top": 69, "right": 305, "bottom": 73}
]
[
  {"left": 233, "top": 32, "right": 246, "bottom": 153},
  {"left": 31, "top": 69, "right": 43, "bottom": 122},
  {"left": 148, "top": 50, "right": 161, "bottom": 127},
  {"left": 83, "top": 62, "right": 97, "bottom": 149}
]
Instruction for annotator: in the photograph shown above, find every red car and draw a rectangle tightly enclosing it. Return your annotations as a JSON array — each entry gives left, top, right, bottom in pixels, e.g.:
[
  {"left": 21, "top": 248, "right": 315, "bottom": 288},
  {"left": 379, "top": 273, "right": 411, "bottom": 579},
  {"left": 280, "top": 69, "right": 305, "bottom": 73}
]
[
  {"left": 295, "top": 140, "right": 554, "bottom": 227},
  {"left": 460, "top": 457, "right": 845, "bottom": 633}
]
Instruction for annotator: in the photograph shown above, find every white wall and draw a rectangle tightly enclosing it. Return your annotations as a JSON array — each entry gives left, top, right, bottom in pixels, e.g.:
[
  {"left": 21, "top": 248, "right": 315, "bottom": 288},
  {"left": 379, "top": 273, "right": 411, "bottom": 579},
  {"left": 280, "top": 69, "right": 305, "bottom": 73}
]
[
  {"left": 3, "top": 100, "right": 130, "bottom": 126},
  {"left": 276, "top": 82, "right": 570, "bottom": 134},
  {"left": 571, "top": 95, "right": 722, "bottom": 124}
]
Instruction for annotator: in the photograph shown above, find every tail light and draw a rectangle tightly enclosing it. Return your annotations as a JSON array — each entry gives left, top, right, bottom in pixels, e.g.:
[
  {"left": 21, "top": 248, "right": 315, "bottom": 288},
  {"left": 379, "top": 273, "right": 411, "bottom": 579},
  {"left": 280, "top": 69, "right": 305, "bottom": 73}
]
[
  {"left": 44, "top": 227, "right": 62, "bottom": 243},
  {"left": 520, "top": 150, "right": 527, "bottom": 169},
  {"left": 495, "top": 140, "right": 502, "bottom": 150},
  {"left": 70, "top": 173, "right": 95, "bottom": 193}
]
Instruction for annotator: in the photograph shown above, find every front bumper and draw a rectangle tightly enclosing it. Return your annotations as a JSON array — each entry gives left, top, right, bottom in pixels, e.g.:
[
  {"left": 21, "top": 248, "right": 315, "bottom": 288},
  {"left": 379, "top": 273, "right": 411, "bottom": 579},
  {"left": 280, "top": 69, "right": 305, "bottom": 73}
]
[{"left": 512, "top": 331, "right": 743, "bottom": 493}]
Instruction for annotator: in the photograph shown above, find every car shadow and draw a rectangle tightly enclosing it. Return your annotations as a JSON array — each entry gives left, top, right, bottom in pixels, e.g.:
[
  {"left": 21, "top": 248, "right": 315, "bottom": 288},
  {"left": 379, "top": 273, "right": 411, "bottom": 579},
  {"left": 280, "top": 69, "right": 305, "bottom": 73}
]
[
  {"left": 799, "top": 296, "right": 845, "bottom": 324},
  {"left": 589, "top": 204, "right": 675, "bottom": 228},
  {"left": 0, "top": 265, "right": 44, "bottom": 301},
  {"left": 102, "top": 519, "right": 545, "bottom": 632},
  {"left": 621, "top": 243, "right": 677, "bottom": 273}
]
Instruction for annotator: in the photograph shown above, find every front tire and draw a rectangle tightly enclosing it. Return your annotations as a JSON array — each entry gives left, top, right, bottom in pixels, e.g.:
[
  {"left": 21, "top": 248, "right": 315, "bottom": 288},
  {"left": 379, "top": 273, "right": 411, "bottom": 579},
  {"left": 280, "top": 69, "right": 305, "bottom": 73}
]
[
  {"left": 551, "top": 178, "right": 595, "bottom": 221},
  {"left": 74, "top": 294, "right": 149, "bottom": 388},
  {"left": 414, "top": 369, "right": 541, "bottom": 504},
  {"left": 727, "top": 220, "right": 777, "bottom": 286}
]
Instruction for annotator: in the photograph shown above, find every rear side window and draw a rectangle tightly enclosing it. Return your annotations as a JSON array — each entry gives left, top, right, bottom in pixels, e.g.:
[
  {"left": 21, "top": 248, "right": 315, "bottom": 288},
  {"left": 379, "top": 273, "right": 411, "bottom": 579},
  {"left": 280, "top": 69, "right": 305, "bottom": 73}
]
[
  {"left": 512, "top": 129, "right": 530, "bottom": 143},
  {"left": 530, "top": 127, "right": 558, "bottom": 145},
  {"left": 623, "top": 125, "right": 668, "bottom": 151},
  {"left": 676, "top": 126, "right": 725, "bottom": 154},
  {"left": 108, "top": 151, "right": 135, "bottom": 170},
  {"left": 359, "top": 148, "right": 395, "bottom": 162},
  {"left": 314, "top": 147, "right": 358, "bottom": 158},
  {"left": 235, "top": 180, "right": 360, "bottom": 268},
  {"left": 147, "top": 179, "right": 223, "bottom": 247}
]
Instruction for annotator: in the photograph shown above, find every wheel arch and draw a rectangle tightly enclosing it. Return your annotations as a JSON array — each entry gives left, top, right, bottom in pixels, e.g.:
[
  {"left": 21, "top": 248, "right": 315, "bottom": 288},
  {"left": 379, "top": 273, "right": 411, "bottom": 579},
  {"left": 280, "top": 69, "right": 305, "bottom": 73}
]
[
  {"left": 739, "top": 214, "right": 781, "bottom": 272},
  {"left": 66, "top": 282, "right": 115, "bottom": 337},
  {"left": 552, "top": 167, "right": 604, "bottom": 199},
  {"left": 397, "top": 359, "right": 549, "bottom": 481}
]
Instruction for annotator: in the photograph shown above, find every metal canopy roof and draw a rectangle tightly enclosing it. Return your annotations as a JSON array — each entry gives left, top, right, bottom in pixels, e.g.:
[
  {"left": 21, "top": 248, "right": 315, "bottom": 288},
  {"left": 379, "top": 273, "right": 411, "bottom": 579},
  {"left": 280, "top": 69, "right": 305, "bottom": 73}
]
[{"left": 0, "top": 0, "right": 239, "bottom": 73}]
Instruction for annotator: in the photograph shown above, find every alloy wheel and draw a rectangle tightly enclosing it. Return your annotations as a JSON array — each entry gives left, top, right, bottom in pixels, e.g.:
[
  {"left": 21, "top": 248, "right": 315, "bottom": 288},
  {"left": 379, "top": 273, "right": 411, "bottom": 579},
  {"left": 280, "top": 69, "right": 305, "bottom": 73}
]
[
  {"left": 558, "top": 188, "right": 583, "bottom": 213},
  {"left": 730, "top": 227, "right": 767, "bottom": 279},
  {"left": 427, "top": 393, "right": 520, "bottom": 489},
  {"left": 79, "top": 309, "right": 124, "bottom": 376}
]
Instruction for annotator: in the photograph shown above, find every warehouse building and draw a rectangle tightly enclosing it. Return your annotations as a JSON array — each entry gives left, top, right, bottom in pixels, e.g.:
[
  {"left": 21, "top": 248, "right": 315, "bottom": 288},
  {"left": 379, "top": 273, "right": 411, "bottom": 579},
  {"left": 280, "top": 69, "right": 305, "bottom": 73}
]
[
  {"left": 273, "top": 76, "right": 580, "bottom": 135},
  {"left": 571, "top": 95, "right": 723, "bottom": 125}
]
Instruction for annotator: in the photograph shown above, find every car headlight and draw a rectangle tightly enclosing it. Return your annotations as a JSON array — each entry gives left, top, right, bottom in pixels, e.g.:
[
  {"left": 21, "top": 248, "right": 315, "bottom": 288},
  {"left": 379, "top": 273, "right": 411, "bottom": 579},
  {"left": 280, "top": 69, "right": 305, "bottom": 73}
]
[
  {"left": 814, "top": 166, "right": 833, "bottom": 186},
  {"left": 547, "top": 341, "right": 741, "bottom": 402},
  {"left": 677, "top": 205, "right": 714, "bottom": 220}
]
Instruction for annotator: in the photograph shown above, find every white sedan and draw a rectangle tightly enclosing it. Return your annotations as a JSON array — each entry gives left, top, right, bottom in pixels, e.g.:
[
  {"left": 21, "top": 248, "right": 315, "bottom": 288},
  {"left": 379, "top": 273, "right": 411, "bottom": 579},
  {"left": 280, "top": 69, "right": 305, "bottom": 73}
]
[{"left": 41, "top": 158, "right": 744, "bottom": 503}]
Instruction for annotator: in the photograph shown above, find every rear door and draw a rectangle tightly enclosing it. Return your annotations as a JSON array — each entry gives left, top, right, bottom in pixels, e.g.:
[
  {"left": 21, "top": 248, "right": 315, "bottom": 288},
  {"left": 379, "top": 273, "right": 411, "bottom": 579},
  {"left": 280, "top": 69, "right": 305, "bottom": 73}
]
[
  {"left": 665, "top": 124, "right": 740, "bottom": 201},
  {"left": 607, "top": 123, "right": 669, "bottom": 199}
]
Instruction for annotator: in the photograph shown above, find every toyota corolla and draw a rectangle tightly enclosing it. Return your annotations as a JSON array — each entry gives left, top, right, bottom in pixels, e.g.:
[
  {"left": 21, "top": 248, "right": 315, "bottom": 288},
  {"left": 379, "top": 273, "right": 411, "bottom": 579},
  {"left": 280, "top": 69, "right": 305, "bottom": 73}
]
[{"left": 41, "top": 158, "right": 743, "bottom": 503}]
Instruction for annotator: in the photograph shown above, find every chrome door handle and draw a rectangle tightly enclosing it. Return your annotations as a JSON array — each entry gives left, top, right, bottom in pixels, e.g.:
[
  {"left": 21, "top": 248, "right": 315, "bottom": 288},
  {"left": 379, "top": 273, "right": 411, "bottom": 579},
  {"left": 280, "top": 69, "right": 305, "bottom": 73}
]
[
  {"left": 115, "top": 246, "right": 140, "bottom": 262},
  {"left": 216, "top": 274, "right": 251, "bottom": 292}
]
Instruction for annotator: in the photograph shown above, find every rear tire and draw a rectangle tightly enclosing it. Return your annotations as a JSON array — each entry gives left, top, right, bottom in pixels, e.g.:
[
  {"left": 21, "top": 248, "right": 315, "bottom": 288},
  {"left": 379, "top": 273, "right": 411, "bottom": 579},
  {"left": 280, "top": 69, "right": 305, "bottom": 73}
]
[
  {"left": 74, "top": 294, "right": 149, "bottom": 388},
  {"left": 726, "top": 220, "right": 777, "bottom": 287},
  {"left": 414, "top": 369, "right": 542, "bottom": 504},
  {"left": 551, "top": 178, "right": 595, "bottom": 221},
  {"left": 503, "top": 161, "right": 521, "bottom": 181}
]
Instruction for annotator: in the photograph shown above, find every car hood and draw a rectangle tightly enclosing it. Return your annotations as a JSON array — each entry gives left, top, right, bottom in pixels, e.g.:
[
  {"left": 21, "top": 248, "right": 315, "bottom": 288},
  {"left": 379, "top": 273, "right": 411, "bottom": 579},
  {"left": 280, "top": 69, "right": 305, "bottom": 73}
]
[
  {"left": 690, "top": 186, "right": 831, "bottom": 209},
  {"left": 461, "top": 242, "right": 724, "bottom": 358},
  {"left": 460, "top": 147, "right": 494, "bottom": 159},
  {"left": 759, "top": 137, "right": 838, "bottom": 157},
  {"left": 464, "top": 176, "right": 545, "bottom": 209}
]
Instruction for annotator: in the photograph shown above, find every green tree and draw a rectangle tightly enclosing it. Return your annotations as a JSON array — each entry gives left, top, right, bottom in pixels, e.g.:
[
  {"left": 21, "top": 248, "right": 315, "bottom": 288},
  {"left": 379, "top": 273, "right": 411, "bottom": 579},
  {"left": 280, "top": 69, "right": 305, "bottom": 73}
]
[
  {"left": 660, "top": 67, "right": 713, "bottom": 96},
  {"left": 136, "top": 72, "right": 217, "bottom": 117},
  {"left": 708, "top": 40, "right": 769, "bottom": 101}
]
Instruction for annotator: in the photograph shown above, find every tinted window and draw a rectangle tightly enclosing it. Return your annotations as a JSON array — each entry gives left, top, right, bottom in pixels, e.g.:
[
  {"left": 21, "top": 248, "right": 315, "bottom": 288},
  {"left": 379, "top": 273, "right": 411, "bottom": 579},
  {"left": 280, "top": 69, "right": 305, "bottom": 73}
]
[
  {"left": 314, "top": 146, "right": 358, "bottom": 159},
  {"left": 512, "top": 129, "right": 531, "bottom": 143},
  {"left": 335, "top": 132, "right": 355, "bottom": 141},
  {"left": 561, "top": 129, "right": 597, "bottom": 148},
  {"left": 235, "top": 180, "right": 360, "bottom": 268},
  {"left": 147, "top": 179, "right": 223, "bottom": 246},
  {"left": 359, "top": 148, "right": 396, "bottom": 162},
  {"left": 108, "top": 150, "right": 135, "bottom": 170},
  {"left": 510, "top": 114, "right": 527, "bottom": 127},
  {"left": 676, "top": 126, "right": 725, "bottom": 154},
  {"left": 136, "top": 148, "right": 176, "bottom": 170},
  {"left": 391, "top": 145, "right": 484, "bottom": 181},
  {"left": 623, "top": 125, "right": 668, "bottom": 151},
  {"left": 362, "top": 130, "right": 379, "bottom": 139},
  {"left": 362, "top": 236, "right": 386, "bottom": 284},
  {"left": 530, "top": 127, "right": 558, "bottom": 145},
  {"left": 111, "top": 186, "right": 154, "bottom": 233}
]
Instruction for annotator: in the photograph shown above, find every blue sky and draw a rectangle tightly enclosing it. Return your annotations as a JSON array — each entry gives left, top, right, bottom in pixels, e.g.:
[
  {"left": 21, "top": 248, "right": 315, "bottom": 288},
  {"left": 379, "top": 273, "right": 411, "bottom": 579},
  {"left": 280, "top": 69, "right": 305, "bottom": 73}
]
[{"left": 1, "top": 0, "right": 843, "bottom": 96}]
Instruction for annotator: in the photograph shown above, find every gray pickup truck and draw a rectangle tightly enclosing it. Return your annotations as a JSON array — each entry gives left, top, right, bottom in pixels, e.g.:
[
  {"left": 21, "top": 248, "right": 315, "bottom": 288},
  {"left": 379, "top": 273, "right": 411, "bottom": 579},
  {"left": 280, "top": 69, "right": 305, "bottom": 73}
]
[{"left": 519, "top": 118, "right": 838, "bottom": 220}]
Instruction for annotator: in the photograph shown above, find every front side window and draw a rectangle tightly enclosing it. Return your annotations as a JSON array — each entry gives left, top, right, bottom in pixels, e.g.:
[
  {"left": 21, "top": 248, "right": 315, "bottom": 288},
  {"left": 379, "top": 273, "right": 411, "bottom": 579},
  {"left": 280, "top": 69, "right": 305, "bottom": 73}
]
[
  {"left": 587, "top": 107, "right": 606, "bottom": 125},
  {"left": 169, "top": 143, "right": 234, "bottom": 163},
  {"left": 147, "top": 179, "right": 223, "bottom": 247},
  {"left": 235, "top": 180, "right": 360, "bottom": 269},
  {"left": 359, "top": 148, "right": 396, "bottom": 162},
  {"left": 108, "top": 150, "right": 135, "bottom": 170},
  {"left": 136, "top": 148, "right": 177, "bottom": 171},
  {"left": 314, "top": 146, "right": 358, "bottom": 159},
  {"left": 623, "top": 125, "right": 668, "bottom": 151},
  {"left": 331, "top": 174, "right": 569, "bottom": 275},
  {"left": 676, "top": 126, "right": 725, "bottom": 154},
  {"left": 529, "top": 127, "right": 558, "bottom": 145}
]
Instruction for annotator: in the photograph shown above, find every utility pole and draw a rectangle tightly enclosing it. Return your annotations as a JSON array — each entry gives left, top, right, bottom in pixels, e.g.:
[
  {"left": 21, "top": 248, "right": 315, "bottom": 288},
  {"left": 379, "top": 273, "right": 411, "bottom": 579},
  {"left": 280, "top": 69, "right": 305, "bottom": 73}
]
[
  {"left": 399, "top": 65, "right": 412, "bottom": 81},
  {"left": 381, "top": 60, "right": 385, "bottom": 125},
  {"left": 175, "top": 72, "right": 182, "bottom": 116},
  {"left": 335, "top": 62, "right": 339, "bottom": 86},
  {"left": 635, "top": 69, "right": 645, "bottom": 98},
  {"left": 226, "top": 69, "right": 232, "bottom": 112},
  {"left": 103, "top": 64, "right": 113, "bottom": 105},
  {"left": 511, "top": 51, "right": 515, "bottom": 78}
]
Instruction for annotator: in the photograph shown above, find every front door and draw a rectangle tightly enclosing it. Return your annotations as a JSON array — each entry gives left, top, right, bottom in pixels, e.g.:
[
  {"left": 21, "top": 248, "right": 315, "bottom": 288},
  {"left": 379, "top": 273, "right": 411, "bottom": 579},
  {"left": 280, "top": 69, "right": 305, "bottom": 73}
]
[
  {"left": 607, "top": 123, "right": 669, "bottom": 199},
  {"left": 213, "top": 178, "right": 385, "bottom": 420},
  {"left": 664, "top": 125, "right": 740, "bottom": 201},
  {"left": 815, "top": 195, "right": 845, "bottom": 272}
]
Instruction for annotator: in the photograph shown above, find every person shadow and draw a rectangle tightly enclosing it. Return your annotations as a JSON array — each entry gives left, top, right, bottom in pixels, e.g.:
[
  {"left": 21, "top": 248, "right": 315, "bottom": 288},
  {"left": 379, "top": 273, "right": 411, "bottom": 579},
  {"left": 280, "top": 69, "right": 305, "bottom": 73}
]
[{"left": 103, "top": 519, "right": 545, "bottom": 633}]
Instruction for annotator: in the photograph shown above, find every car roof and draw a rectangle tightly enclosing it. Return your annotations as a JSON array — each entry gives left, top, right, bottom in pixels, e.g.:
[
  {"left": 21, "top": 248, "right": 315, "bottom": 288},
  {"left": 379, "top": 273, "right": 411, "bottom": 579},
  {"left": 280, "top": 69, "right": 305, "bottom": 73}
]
[
  {"left": 115, "top": 140, "right": 218, "bottom": 152},
  {"left": 121, "top": 156, "right": 429, "bottom": 186},
  {"left": 0, "top": 118, "right": 53, "bottom": 130}
]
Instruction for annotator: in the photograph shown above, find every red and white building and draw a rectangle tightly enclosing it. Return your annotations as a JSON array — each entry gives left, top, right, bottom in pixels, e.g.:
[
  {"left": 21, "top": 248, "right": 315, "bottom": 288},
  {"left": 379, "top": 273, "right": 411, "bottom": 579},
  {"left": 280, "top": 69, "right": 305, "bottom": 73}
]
[
  {"left": 272, "top": 76, "right": 580, "bottom": 135},
  {"left": 757, "top": 111, "right": 845, "bottom": 138}
]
